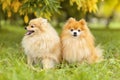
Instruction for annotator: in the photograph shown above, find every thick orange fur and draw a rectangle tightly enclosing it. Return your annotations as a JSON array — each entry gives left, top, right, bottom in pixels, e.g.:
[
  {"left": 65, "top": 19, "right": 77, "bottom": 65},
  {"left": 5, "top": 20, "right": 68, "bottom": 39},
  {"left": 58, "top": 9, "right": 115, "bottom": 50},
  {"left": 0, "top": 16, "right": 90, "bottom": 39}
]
[
  {"left": 22, "top": 18, "right": 61, "bottom": 69},
  {"left": 61, "top": 18, "right": 103, "bottom": 64}
]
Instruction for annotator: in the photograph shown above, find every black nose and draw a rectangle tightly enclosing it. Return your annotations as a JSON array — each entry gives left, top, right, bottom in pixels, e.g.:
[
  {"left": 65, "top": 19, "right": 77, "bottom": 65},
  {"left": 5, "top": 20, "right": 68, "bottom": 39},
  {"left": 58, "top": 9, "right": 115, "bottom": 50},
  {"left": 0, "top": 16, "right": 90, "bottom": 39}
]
[
  {"left": 24, "top": 27, "right": 27, "bottom": 30},
  {"left": 73, "top": 32, "right": 77, "bottom": 37},
  {"left": 74, "top": 32, "right": 77, "bottom": 35}
]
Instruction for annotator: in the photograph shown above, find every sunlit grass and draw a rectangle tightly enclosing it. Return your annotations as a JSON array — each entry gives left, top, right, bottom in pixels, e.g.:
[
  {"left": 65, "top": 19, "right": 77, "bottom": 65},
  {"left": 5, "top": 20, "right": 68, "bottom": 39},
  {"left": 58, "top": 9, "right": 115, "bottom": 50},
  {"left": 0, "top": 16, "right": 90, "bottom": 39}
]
[
  {"left": 0, "top": 24, "right": 120, "bottom": 80},
  {"left": 88, "top": 21, "right": 120, "bottom": 29}
]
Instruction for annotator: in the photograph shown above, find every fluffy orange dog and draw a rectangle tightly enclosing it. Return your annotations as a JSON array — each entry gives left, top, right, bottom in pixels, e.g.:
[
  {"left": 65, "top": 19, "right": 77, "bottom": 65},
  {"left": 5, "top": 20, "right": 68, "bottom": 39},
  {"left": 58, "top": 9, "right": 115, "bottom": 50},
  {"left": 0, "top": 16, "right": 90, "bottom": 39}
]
[
  {"left": 22, "top": 18, "right": 61, "bottom": 69},
  {"left": 61, "top": 18, "right": 103, "bottom": 64}
]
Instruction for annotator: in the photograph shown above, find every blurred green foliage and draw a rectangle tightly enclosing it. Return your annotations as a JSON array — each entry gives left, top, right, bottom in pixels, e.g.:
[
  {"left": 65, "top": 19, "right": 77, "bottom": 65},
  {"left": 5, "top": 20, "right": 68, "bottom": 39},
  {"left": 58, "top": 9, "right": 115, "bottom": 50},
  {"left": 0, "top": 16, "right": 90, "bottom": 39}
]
[
  {"left": 0, "top": 0, "right": 101, "bottom": 23},
  {"left": 0, "top": 0, "right": 120, "bottom": 29}
]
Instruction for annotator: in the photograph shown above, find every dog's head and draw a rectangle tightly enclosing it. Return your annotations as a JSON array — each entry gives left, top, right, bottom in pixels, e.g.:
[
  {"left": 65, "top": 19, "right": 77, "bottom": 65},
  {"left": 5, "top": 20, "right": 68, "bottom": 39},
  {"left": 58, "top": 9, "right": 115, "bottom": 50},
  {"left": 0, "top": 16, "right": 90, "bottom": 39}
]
[
  {"left": 62, "top": 18, "right": 89, "bottom": 38},
  {"left": 25, "top": 17, "right": 48, "bottom": 36}
]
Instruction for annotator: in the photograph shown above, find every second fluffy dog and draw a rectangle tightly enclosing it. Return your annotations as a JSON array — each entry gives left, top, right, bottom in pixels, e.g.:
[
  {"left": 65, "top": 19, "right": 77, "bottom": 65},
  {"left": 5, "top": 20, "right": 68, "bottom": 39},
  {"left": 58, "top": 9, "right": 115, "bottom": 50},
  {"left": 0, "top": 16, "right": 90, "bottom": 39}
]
[{"left": 61, "top": 18, "right": 103, "bottom": 64}]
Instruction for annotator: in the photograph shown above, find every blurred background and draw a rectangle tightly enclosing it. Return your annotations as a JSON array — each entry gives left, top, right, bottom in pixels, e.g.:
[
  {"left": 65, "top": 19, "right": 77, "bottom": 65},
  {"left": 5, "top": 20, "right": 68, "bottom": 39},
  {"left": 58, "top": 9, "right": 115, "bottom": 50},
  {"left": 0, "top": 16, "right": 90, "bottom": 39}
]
[{"left": 0, "top": 0, "right": 120, "bottom": 29}]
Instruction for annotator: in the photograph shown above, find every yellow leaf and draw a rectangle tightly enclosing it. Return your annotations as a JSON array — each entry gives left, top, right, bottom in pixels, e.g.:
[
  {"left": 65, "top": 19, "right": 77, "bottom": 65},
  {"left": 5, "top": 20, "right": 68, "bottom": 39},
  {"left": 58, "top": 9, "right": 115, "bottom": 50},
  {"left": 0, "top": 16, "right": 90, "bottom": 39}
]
[
  {"left": 70, "top": 0, "right": 76, "bottom": 6},
  {"left": 24, "top": 15, "right": 29, "bottom": 23},
  {"left": 2, "top": 2, "right": 8, "bottom": 10},
  {"left": 44, "top": 13, "right": 50, "bottom": 20},
  {"left": 2, "top": 0, "right": 11, "bottom": 10},
  {"left": 34, "top": 12, "right": 37, "bottom": 17},
  {"left": 7, "top": 11, "right": 12, "bottom": 17},
  {"left": 11, "top": 0, "right": 21, "bottom": 13},
  {"left": 39, "top": 4, "right": 42, "bottom": 7},
  {"left": 19, "top": 10, "right": 24, "bottom": 15}
]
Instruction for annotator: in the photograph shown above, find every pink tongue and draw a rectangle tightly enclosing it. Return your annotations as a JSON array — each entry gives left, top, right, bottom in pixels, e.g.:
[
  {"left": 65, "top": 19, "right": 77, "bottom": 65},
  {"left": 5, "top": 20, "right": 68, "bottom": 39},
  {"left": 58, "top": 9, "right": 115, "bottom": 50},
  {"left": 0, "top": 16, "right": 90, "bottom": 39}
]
[{"left": 26, "top": 31, "right": 30, "bottom": 35}]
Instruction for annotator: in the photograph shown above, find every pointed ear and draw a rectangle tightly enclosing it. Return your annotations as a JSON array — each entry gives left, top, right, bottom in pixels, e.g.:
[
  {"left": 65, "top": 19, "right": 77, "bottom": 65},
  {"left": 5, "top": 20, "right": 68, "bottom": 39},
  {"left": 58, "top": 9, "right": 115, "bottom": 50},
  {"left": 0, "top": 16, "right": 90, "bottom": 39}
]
[
  {"left": 38, "top": 17, "right": 47, "bottom": 23},
  {"left": 79, "top": 19, "right": 86, "bottom": 25},
  {"left": 67, "top": 17, "right": 76, "bottom": 23},
  {"left": 42, "top": 19, "right": 47, "bottom": 23}
]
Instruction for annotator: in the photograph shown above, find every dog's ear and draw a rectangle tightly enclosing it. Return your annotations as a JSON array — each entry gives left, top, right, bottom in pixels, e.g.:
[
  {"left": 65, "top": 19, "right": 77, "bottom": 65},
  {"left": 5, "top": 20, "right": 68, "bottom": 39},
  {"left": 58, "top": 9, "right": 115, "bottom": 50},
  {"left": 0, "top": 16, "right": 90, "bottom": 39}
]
[
  {"left": 67, "top": 17, "right": 76, "bottom": 23},
  {"left": 38, "top": 17, "right": 47, "bottom": 23},
  {"left": 79, "top": 19, "right": 86, "bottom": 25},
  {"left": 42, "top": 18, "right": 47, "bottom": 23},
  {"left": 63, "top": 17, "right": 76, "bottom": 29}
]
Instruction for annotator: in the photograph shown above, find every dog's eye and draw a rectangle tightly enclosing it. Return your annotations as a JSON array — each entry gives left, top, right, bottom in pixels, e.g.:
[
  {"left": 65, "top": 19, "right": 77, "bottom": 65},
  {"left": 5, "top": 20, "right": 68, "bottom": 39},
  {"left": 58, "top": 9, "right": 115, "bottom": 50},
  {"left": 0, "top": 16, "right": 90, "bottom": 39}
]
[
  {"left": 78, "top": 30, "right": 80, "bottom": 32},
  {"left": 31, "top": 25, "right": 34, "bottom": 28},
  {"left": 71, "top": 29, "right": 73, "bottom": 31}
]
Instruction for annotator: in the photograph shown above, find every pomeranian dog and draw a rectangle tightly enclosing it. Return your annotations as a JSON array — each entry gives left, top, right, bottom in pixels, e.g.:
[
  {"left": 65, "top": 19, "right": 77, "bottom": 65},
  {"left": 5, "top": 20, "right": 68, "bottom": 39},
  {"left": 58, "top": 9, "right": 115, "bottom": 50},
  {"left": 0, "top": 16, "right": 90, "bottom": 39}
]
[
  {"left": 22, "top": 18, "right": 61, "bottom": 69},
  {"left": 61, "top": 18, "right": 103, "bottom": 64}
]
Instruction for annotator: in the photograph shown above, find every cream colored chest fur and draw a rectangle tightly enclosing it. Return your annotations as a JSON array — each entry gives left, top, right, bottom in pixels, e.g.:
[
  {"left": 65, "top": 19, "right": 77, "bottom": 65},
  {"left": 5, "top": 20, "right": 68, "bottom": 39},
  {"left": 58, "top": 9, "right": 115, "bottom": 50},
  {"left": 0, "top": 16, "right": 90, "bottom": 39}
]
[
  {"left": 22, "top": 34, "right": 59, "bottom": 58},
  {"left": 62, "top": 38, "right": 91, "bottom": 63}
]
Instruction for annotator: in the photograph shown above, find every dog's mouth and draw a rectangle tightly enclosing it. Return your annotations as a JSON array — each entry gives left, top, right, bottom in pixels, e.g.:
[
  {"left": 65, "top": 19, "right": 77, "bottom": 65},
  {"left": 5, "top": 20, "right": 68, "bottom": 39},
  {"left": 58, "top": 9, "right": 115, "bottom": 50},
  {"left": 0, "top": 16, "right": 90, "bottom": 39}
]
[
  {"left": 26, "top": 30, "right": 35, "bottom": 35},
  {"left": 73, "top": 34, "right": 77, "bottom": 37}
]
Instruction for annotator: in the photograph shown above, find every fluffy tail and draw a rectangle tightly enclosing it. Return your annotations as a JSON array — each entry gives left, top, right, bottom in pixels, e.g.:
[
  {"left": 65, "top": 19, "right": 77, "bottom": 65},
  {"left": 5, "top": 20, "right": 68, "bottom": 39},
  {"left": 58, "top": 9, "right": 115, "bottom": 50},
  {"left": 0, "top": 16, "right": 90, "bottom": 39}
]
[{"left": 95, "top": 45, "right": 104, "bottom": 62}]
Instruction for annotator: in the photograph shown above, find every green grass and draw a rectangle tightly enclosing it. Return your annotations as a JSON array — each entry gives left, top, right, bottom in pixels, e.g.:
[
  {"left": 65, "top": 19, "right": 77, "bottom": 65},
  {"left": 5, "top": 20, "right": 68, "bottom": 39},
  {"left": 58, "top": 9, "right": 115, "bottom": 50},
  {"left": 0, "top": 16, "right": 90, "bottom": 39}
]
[
  {"left": 88, "top": 21, "right": 120, "bottom": 29},
  {"left": 0, "top": 24, "right": 120, "bottom": 80}
]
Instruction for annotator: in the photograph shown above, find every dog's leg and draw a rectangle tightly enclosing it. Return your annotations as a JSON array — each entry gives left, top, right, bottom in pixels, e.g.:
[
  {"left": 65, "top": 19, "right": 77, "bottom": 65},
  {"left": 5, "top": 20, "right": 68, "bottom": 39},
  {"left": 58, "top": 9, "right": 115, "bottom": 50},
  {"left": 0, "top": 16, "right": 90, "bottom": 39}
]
[
  {"left": 27, "top": 55, "right": 33, "bottom": 66},
  {"left": 41, "top": 58, "right": 55, "bottom": 69},
  {"left": 27, "top": 55, "right": 36, "bottom": 70}
]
